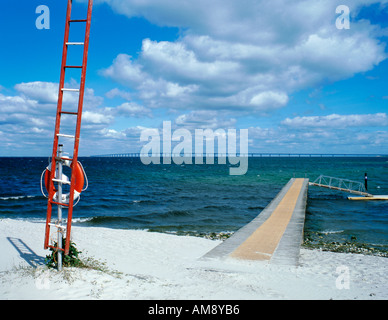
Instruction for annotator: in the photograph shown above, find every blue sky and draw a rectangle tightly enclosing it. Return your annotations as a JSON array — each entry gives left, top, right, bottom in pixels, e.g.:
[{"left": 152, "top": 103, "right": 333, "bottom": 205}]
[{"left": 0, "top": 0, "right": 387, "bottom": 156}]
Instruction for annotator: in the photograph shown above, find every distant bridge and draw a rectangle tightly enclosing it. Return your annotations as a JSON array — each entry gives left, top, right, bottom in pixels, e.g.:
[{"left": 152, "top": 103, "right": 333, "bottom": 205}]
[{"left": 90, "top": 153, "right": 388, "bottom": 158}]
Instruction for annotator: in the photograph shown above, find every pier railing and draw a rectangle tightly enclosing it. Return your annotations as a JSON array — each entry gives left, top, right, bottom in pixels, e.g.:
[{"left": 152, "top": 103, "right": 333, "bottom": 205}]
[{"left": 309, "top": 175, "right": 373, "bottom": 197}]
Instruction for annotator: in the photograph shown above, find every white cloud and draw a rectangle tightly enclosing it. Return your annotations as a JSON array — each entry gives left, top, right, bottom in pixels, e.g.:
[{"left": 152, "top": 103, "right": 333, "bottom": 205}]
[
  {"left": 141, "top": 39, "right": 240, "bottom": 83},
  {"left": 3, "top": 1, "right": 388, "bottom": 155},
  {"left": 83, "top": 111, "right": 113, "bottom": 124},
  {"left": 248, "top": 123, "right": 388, "bottom": 154},
  {"left": 97, "top": 0, "right": 388, "bottom": 44},
  {"left": 99, "top": 128, "right": 126, "bottom": 139},
  {"left": 0, "top": 93, "right": 37, "bottom": 114},
  {"left": 282, "top": 113, "right": 388, "bottom": 128},
  {"left": 115, "top": 102, "right": 153, "bottom": 118},
  {"left": 15, "top": 81, "right": 58, "bottom": 104},
  {"left": 249, "top": 91, "right": 289, "bottom": 109},
  {"left": 78, "top": 125, "right": 149, "bottom": 155},
  {"left": 102, "top": 54, "right": 145, "bottom": 86},
  {"left": 0, "top": 79, "right": 160, "bottom": 155},
  {"left": 174, "top": 110, "right": 236, "bottom": 130},
  {"left": 100, "top": 0, "right": 387, "bottom": 113},
  {"left": 163, "top": 82, "right": 197, "bottom": 98},
  {"left": 105, "top": 88, "right": 132, "bottom": 100},
  {"left": 256, "top": 112, "right": 388, "bottom": 153},
  {"left": 101, "top": 52, "right": 200, "bottom": 109},
  {"left": 14, "top": 81, "right": 104, "bottom": 110}
]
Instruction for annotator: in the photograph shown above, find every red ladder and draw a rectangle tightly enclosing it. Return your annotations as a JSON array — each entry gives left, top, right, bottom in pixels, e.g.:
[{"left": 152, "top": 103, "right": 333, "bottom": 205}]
[{"left": 44, "top": 0, "right": 93, "bottom": 255}]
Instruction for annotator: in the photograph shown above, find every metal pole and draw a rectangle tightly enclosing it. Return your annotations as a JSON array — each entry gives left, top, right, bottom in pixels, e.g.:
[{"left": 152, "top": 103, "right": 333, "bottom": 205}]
[
  {"left": 57, "top": 144, "right": 63, "bottom": 271},
  {"left": 364, "top": 173, "right": 368, "bottom": 191}
]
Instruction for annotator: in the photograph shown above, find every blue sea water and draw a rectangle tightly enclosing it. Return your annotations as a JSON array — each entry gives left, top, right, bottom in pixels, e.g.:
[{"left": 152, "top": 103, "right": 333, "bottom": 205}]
[{"left": 0, "top": 156, "right": 387, "bottom": 253}]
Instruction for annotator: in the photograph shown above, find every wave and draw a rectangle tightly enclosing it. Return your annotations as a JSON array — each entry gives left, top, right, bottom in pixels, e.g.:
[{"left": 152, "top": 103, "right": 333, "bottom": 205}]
[
  {"left": 158, "top": 210, "right": 193, "bottom": 218},
  {"left": 248, "top": 206, "right": 265, "bottom": 210},
  {"left": 319, "top": 230, "right": 345, "bottom": 235},
  {"left": 0, "top": 217, "right": 46, "bottom": 223},
  {"left": 70, "top": 215, "right": 152, "bottom": 230},
  {"left": 132, "top": 199, "right": 157, "bottom": 205},
  {"left": 72, "top": 217, "right": 95, "bottom": 223},
  {"left": 147, "top": 228, "right": 235, "bottom": 240},
  {"left": 202, "top": 205, "right": 234, "bottom": 210},
  {"left": 0, "top": 195, "right": 39, "bottom": 201}
]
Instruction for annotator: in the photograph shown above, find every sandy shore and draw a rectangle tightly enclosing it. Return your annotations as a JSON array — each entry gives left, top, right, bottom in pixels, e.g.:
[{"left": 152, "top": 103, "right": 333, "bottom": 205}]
[{"left": 0, "top": 218, "right": 387, "bottom": 300}]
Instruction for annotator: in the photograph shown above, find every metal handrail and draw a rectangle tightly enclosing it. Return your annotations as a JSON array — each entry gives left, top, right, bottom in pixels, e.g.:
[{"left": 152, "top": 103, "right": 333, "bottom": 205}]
[{"left": 309, "top": 175, "right": 373, "bottom": 197}]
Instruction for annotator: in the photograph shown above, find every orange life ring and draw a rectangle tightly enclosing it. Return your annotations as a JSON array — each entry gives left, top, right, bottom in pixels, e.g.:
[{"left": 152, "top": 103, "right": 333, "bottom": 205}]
[{"left": 44, "top": 160, "right": 85, "bottom": 203}]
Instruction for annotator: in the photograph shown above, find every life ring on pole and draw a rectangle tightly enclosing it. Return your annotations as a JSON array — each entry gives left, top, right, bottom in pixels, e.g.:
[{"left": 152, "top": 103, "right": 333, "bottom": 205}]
[{"left": 44, "top": 160, "right": 85, "bottom": 204}]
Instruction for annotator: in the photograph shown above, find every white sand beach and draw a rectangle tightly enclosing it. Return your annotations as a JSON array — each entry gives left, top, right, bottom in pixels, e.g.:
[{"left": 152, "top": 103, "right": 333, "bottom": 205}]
[{"left": 0, "top": 218, "right": 387, "bottom": 300}]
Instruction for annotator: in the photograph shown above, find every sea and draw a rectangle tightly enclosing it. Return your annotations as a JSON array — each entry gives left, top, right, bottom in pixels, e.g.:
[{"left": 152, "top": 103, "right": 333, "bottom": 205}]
[{"left": 1, "top": 156, "right": 387, "bottom": 255}]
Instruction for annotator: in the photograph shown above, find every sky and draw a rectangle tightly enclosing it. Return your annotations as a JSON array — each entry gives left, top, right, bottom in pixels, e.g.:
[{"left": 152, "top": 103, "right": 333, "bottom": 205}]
[{"left": 0, "top": 0, "right": 387, "bottom": 156}]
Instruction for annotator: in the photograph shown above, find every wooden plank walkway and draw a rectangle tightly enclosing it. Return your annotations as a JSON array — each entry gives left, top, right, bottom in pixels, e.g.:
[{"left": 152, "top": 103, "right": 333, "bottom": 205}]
[{"left": 202, "top": 178, "right": 309, "bottom": 266}]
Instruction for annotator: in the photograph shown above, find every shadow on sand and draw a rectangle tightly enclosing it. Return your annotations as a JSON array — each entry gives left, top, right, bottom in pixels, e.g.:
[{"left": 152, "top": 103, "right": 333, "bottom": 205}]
[{"left": 7, "top": 237, "right": 46, "bottom": 268}]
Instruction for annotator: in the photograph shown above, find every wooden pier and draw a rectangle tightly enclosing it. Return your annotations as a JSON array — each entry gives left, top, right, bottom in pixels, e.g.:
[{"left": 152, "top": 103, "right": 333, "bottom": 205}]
[{"left": 202, "top": 178, "right": 309, "bottom": 266}]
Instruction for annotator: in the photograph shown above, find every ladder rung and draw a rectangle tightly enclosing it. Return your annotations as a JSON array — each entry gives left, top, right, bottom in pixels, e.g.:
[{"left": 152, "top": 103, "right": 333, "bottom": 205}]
[
  {"left": 69, "top": 19, "right": 87, "bottom": 23},
  {"left": 57, "top": 133, "right": 75, "bottom": 138},
  {"left": 66, "top": 42, "right": 84, "bottom": 45},
  {"left": 60, "top": 111, "right": 79, "bottom": 115},
  {"left": 56, "top": 156, "right": 73, "bottom": 162},
  {"left": 50, "top": 200, "right": 70, "bottom": 207},
  {"left": 47, "top": 245, "right": 65, "bottom": 252},
  {"left": 61, "top": 88, "right": 80, "bottom": 92},
  {"left": 65, "top": 65, "right": 83, "bottom": 69},
  {"left": 52, "top": 178, "right": 71, "bottom": 185},
  {"left": 48, "top": 223, "right": 67, "bottom": 229}
]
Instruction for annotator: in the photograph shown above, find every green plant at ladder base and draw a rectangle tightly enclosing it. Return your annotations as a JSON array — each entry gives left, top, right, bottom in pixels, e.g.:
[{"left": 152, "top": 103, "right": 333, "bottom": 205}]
[{"left": 45, "top": 238, "right": 85, "bottom": 269}]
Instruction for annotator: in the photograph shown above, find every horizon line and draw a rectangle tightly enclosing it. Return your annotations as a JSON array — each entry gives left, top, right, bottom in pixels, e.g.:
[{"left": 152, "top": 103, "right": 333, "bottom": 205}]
[
  {"left": 1, "top": 153, "right": 387, "bottom": 158},
  {"left": 90, "top": 152, "right": 388, "bottom": 158}
]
